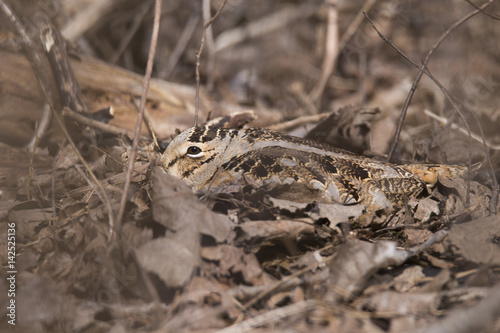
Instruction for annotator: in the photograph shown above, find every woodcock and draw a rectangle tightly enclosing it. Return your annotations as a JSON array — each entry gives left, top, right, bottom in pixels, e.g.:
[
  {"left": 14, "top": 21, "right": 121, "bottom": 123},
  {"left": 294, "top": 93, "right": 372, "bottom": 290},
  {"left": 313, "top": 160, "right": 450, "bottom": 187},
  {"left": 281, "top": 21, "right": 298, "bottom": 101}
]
[{"left": 161, "top": 126, "right": 468, "bottom": 216}]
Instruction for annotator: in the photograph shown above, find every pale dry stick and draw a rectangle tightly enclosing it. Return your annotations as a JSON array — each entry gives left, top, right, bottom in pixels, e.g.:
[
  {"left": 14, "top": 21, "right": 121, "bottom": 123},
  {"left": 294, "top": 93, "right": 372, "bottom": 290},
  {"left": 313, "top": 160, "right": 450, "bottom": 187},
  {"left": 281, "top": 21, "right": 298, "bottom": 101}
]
[
  {"left": 62, "top": 0, "right": 116, "bottom": 39},
  {"left": 424, "top": 109, "right": 500, "bottom": 150},
  {"left": 159, "top": 9, "right": 200, "bottom": 79},
  {"left": 27, "top": 121, "right": 39, "bottom": 201},
  {"left": 203, "top": 0, "right": 217, "bottom": 91},
  {"left": 310, "top": 0, "right": 377, "bottom": 105},
  {"left": 0, "top": 0, "right": 116, "bottom": 234},
  {"left": 310, "top": 0, "right": 339, "bottom": 105},
  {"left": 194, "top": 0, "right": 228, "bottom": 127},
  {"left": 115, "top": 0, "right": 162, "bottom": 233},
  {"left": 405, "top": 229, "right": 448, "bottom": 257},
  {"left": 338, "top": 0, "right": 377, "bottom": 51},
  {"left": 267, "top": 112, "right": 331, "bottom": 132},
  {"left": 27, "top": 103, "right": 51, "bottom": 152},
  {"left": 216, "top": 300, "right": 323, "bottom": 333},
  {"left": 289, "top": 81, "right": 318, "bottom": 115},
  {"left": 68, "top": 162, "right": 150, "bottom": 197},
  {"left": 215, "top": 3, "right": 317, "bottom": 52},
  {"left": 110, "top": 1, "right": 153, "bottom": 64},
  {"left": 62, "top": 107, "right": 135, "bottom": 137}
]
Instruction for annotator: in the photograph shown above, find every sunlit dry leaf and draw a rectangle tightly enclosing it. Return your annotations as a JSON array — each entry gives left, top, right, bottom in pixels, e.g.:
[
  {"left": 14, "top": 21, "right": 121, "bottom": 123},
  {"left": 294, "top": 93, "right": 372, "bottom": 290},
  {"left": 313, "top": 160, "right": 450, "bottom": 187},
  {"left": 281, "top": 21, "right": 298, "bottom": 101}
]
[
  {"left": 236, "top": 219, "right": 315, "bottom": 243},
  {"left": 413, "top": 197, "right": 440, "bottom": 222},
  {"left": 152, "top": 167, "right": 232, "bottom": 242},
  {"left": 326, "top": 239, "right": 407, "bottom": 303},
  {"left": 309, "top": 202, "right": 365, "bottom": 226},
  {"left": 136, "top": 238, "right": 199, "bottom": 288},
  {"left": 359, "top": 291, "right": 440, "bottom": 315},
  {"left": 393, "top": 266, "right": 425, "bottom": 292}
]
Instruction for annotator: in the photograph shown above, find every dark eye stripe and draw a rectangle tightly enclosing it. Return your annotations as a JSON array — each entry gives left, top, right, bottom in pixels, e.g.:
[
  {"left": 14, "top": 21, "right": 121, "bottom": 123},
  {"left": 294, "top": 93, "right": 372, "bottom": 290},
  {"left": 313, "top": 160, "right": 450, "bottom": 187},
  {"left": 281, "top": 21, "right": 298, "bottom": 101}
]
[
  {"left": 166, "top": 156, "right": 180, "bottom": 168},
  {"left": 182, "top": 165, "right": 200, "bottom": 178}
]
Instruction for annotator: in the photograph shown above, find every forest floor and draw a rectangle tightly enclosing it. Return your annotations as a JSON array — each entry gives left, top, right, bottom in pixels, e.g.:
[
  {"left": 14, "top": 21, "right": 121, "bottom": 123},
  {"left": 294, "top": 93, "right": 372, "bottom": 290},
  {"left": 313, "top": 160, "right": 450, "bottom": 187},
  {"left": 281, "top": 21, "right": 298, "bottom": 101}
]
[{"left": 1, "top": 0, "right": 500, "bottom": 332}]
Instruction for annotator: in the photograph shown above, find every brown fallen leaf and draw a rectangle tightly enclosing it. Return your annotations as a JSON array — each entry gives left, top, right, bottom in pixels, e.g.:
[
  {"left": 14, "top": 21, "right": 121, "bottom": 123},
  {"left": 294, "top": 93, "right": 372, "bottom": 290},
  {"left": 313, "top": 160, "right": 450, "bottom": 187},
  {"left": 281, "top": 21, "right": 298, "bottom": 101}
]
[
  {"left": 136, "top": 167, "right": 231, "bottom": 289},
  {"left": 446, "top": 215, "right": 500, "bottom": 266},
  {"left": 201, "top": 244, "right": 264, "bottom": 285}
]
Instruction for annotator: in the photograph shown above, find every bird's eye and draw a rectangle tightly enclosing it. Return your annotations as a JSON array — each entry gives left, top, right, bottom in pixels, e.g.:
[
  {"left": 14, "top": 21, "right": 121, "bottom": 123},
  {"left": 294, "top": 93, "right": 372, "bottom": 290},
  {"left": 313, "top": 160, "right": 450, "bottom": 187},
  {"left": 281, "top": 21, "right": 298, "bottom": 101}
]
[{"left": 186, "top": 146, "right": 202, "bottom": 157}]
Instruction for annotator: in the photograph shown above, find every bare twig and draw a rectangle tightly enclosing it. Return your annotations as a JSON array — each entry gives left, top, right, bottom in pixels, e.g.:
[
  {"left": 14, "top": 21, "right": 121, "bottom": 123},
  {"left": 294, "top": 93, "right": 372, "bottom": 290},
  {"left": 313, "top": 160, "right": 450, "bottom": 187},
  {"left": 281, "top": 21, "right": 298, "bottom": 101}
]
[
  {"left": 338, "top": 0, "right": 377, "bottom": 51},
  {"left": 62, "top": 107, "right": 135, "bottom": 137},
  {"left": 159, "top": 8, "right": 201, "bottom": 79},
  {"left": 27, "top": 121, "right": 39, "bottom": 201},
  {"left": 214, "top": 3, "right": 317, "bottom": 52},
  {"left": 268, "top": 112, "right": 331, "bottom": 132},
  {"left": 194, "top": 0, "right": 228, "bottom": 127},
  {"left": 364, "top": 2, "right": 498, "bottom": 211},
  {"left": 61, "top": 0, "right": 116, "bottom": 39},
  {"left": 465, "top": 0, "right": 500, "bottom": 20},
  {"left": 0, "top": 0, "right": 116, "bottom": 234},
  {"left": 111, "top": 1, "right": 153, "bottom": 64},
  {"left": 364, "top": 6, "right": 489, "bottom": 162},
  {"left": 424, "top": 109, "right": 500, "bottom": 150},
  {"left": 115, "top": 0, "right": 162, "bottom": 232},
  {"left": 216, "top": 300, "right": 323, "bottom": 333},
  {"left": 27, "top": 103, "right": 51, "bottom": 152},
  {"left": 405, "top": 229, "right": 448, "bottom": 257},
  {"left": 309, "top": 0, "right": 339, "bottom": 105},
  {"left": 41, "top": 25, "right": 86, "bottom": 113},
  {"left": 203, "top": 0, "right": 217, "bottom": 91}
]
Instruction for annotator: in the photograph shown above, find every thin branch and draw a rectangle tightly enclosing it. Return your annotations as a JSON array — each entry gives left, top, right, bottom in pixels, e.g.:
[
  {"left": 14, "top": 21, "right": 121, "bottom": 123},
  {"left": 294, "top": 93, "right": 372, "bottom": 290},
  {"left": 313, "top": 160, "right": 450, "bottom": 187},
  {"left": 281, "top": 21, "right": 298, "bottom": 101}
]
[
  {"left": 310, "top": 0, "right": 339, "bottom": 105},
  {"left": 364, "top": 2, "right": 498, "bottom": 211},
  {"left": 195, "top": 0, "right": 228, "bottom": 127},
  {"left": 365, "top": 6, "right": 489, "bottom": 161},
  {"left": 159, "top": 8, "right": 201, "bottom": 79},
  {"left": 110, "top": 1, "right": 153, "bottom": 64},
  {"left": 465, "top": 0, "right": 500, "bottom": 20},
  {"left": 27, "top": 121, "right": 39, "bottom": 201},
  {"left": 214, "top": 3, "right": 317, "bottom": 52},
  {"left": 203, "top": 0, "right": 217, "bottom": 91},
  {"left": 424, "top": 109, "right": 500, "bottom": 150},
  {"left": 62, "top": 107, "right": 135, "bottom": 137},
  {"left": 115, "top": 0, "right": 162, "bottom": 233},
  {"left": 216, "top": 300, "right": 322, "bottom": 333},
  {"left": 268, "top": 112, "right": 331, "bottom": 132},
  {"left": 338, "top": 0, "right": 377, "bottom": 51},
  {"left": 0, "top": 0, "right": 116, "bottom": 234}
]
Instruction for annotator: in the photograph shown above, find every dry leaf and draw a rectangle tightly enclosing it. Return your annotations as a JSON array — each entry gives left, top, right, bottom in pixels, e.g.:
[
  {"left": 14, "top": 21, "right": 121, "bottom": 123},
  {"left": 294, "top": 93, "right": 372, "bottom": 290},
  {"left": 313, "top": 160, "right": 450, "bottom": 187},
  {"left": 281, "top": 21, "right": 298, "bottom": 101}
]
[{"left": 446, "top": 215, "right": 500, "bottom": 265}]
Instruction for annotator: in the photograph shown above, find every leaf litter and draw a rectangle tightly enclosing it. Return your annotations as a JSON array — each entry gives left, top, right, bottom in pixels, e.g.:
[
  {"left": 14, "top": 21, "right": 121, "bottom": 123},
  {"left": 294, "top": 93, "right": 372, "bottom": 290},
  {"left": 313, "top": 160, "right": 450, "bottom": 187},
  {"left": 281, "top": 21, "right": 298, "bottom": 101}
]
[{"left": 1, "top": 1, "right": 500, "bottom": 332}]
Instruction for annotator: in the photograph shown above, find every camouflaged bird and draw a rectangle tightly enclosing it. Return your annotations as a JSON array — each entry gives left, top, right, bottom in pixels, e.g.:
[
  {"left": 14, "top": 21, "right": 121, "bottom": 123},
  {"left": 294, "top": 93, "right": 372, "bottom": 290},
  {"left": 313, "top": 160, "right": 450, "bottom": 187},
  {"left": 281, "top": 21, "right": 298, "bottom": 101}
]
[{"left": 161, "top": 126, "right": 468, "bottom": 215}]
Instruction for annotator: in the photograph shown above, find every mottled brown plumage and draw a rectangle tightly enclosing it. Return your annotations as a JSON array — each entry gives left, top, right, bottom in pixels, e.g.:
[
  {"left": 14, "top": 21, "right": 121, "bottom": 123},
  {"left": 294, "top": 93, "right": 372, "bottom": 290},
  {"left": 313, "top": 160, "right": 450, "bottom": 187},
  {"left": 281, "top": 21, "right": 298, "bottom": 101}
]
[{"left": 161, "top": 126, "right": 468, "bottom": 216}]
